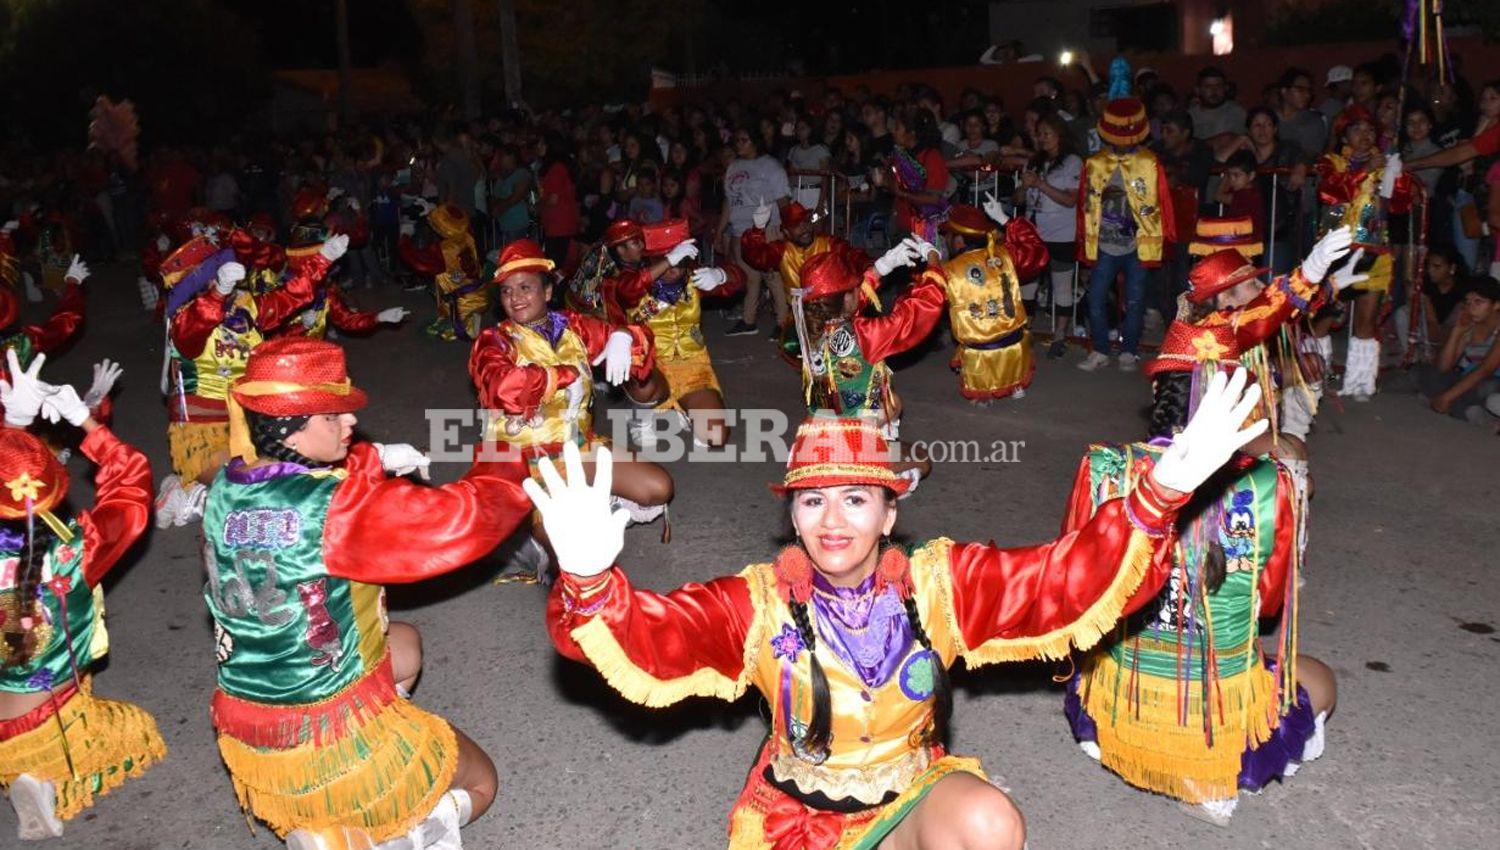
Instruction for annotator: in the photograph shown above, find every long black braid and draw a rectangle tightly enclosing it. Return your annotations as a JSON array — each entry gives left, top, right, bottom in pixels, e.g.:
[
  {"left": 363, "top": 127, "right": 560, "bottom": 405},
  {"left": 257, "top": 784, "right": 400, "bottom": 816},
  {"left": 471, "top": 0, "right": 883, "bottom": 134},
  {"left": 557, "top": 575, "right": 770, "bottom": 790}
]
[
  {"left": 1148, "top": 372, "right": 1229, "bottom": 593},
  {"left": 787, "top": 597, "right": 833, "bottom": 760},
  {"left": 2, "top": 522, "right": 57, "bottom": 669},
  {"left": 901, "top": 593, "right": 952, "bottom": 747},
  {"left": 245, "top": 410, "right": 317, "bottom": 467}
]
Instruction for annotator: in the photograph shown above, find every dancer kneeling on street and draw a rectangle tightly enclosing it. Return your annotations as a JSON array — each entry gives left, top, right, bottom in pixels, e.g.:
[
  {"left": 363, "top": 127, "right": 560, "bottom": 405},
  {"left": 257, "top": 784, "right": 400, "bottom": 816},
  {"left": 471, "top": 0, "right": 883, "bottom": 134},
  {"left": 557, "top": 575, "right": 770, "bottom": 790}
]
[
  {"left": 204, "top": 337, "right": 533, "bottom": 850},
  {"left": 536, "top": 370, "right": 1266, "bottom": 849}
]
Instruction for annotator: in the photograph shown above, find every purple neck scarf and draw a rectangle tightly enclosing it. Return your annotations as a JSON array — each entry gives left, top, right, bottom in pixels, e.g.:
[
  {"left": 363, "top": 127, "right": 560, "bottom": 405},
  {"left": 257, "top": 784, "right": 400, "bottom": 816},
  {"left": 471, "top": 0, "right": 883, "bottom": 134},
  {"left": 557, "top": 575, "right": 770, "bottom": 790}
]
[
  {"left": 522, "top": 311, "right": 570, "bottom": 348},
  {"left": 225, "top": 458, "right": 314, "bottom": 484},
  {"left": 810, "top": 571, "right": 914, "bottom": 689}
]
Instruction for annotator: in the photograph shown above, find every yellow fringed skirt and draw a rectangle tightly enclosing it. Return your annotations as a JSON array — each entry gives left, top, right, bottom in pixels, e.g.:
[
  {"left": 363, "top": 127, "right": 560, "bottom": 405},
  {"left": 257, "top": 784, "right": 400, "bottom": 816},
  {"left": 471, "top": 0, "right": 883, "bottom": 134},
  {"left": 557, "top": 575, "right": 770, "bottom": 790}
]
[
  {"left": 950, "top": 332, "right": 1034, "bottom": 400},
  {"left": 0, "top": 680, "right": 167, "bottom": 821},
  {"left": 215, "top": 694, "right": 459, "bottom": 843},
  {"left": 167, "top": 420, "right": 231, "bottom": 482},
  {"left": 655, "top": 350, "right": 723, "bottom": 410}
]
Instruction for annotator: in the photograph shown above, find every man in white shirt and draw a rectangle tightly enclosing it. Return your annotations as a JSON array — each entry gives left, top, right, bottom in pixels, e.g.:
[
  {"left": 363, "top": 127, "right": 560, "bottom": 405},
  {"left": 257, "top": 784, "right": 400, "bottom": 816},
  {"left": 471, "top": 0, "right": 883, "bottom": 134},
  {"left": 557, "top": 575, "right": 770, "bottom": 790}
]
[{"left": 716, "top": 130, "right": 791, "bottom": 335}]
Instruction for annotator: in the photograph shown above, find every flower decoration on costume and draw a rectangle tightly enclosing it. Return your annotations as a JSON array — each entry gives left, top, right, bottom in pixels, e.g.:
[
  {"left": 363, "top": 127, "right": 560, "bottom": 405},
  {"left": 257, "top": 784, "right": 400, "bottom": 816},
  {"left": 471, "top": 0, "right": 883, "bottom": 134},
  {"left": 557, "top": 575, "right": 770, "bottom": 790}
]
[
  {"left": 770, "top": 623, "right": 804, "bottom": 662},
  {"left": 5, "top": 472, "right": 44, "bottom": 503}
]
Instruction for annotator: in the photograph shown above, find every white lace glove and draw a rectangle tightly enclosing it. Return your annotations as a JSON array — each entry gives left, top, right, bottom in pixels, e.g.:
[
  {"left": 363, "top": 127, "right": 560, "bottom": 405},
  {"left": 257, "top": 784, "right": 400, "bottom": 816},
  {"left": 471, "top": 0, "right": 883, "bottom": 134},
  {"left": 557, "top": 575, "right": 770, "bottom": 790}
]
[
  {"left": 348, "top": 198, "right": 361, "bottom": 212},
  {"left": 1379, "top": 153, "right": 1403, "bottom": 199},
  {"left": 1299, "top": 226, "right": 1354, "bottom": 285},
  {"left": 982, "top": 190, "right": 1009, "bottom": 225},
  {"left": 82, "top": 359, "right": 123, "bottom": 409},
  {"left": 561, "top": 375, "right": 587, "bottom": 419},
  {"left": 376, "top": 306, "right": 410, "bottom": 324},
  {"left": 906, "top": 236, "right": 940, "bottom": 264},
  {"left": 320, "top": 234, "right": 350, "bottom": 262},
  {"left": 690, "top": 267, "right": 727, "bottom": 291},
  {"left": 65, "top": 254, "right": 90, "bottom": 285},
  {"left": 1150, "top": 369, "right": 1268, "bottom": 494},
  {"left": 155, "top": 234, "right": 171, "bottom": 252},
  {"left": 665, "top": 239, "right": 699, "bottom": 267},
  {"left": 326, "top": 187, "right": 345, "bottom": 202},
  {"left": 40, "top": 384, "right": 90, "bottom": 427},
  {"left": 399, "top": 221, "right": 416, "bottom": 237},
  {"left": 521, "top": 442, "right": 629, "bottom": 578},
  {"left": 592, "top": 330, "right": 635, "bottom": 386},
  {"left": 215, "top": 261, "right": 246, "bottom": 295},
  {"left": 373, "top": 442, "right": 431, "bottom": 480},
  {"left": 1329, "top": 248, "right": 1370, "bottom": 291},
  {"left": 752, "top": 198, "right": 773, "bottom": 230},
  {"left": 0, "top": 350, "right": 53, "bottom": 427},
  {"left": 414, "top": 198, "right": 436, "bottom": 217},
  {"left": 873, "top": 239, "right": 920, "bottom": 276},
  {"left": 0, "top": 220, "right": 17, "bottom": 235}
]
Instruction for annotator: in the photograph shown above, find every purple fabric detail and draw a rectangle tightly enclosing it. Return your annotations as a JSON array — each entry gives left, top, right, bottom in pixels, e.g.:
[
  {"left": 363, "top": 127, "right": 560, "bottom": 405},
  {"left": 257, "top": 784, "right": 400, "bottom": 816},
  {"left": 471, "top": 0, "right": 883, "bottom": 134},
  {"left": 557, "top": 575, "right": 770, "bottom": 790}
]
[
  {"left": 165, "top": 248, "right": 236, "bottom": 317},
  {"left": 0, "top": 526, "right": 26, "bottom": 551},
  {"left": 650, "top": 278, "right": 689, "bottom": 306},
  {"left": 525, "top": 311, "right": 570, "bottom": 348},
  {"left": 809, "top": 572, "right": 913, "bottom": 689},
  {"left": 1063, "top": 672, "right": 1098, "bottom": 742},
  {"left": 967, "top": 328, "right": 1027, "bottom": 351},
  {"left": 770, "top": 622, "right": 804, "bottom": 662},
  {"left": 224, "top": 458, "right": 310, "bottom": 484}
]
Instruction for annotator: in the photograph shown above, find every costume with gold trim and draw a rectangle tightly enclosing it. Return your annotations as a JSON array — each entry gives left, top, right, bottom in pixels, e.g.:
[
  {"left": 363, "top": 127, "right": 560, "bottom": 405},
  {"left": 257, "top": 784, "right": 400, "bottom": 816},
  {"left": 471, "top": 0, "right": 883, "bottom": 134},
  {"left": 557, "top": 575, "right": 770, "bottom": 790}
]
[
  {"left": 399, "top": 205, "right": 486, "bottom": 342},
  {"left": 741, "top": 223, "right": 871, "bottom": 363},
  {"left": 1077, "top": 147, "right": 1176, "bottom": 267},
  {"left": 1314, "top": 152, "right": 1414, "bottom": 293},
  {"left": 0, "top": 281, "right": 86, "bottom": 424}
]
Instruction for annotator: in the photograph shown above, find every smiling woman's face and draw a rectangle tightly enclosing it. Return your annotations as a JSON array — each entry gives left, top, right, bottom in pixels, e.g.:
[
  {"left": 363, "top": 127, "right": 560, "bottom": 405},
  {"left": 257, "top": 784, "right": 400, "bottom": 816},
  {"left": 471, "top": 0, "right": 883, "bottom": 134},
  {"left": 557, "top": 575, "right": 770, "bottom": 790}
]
[{"left": 790, "top": 485, "right": 897, "bottom": 585}]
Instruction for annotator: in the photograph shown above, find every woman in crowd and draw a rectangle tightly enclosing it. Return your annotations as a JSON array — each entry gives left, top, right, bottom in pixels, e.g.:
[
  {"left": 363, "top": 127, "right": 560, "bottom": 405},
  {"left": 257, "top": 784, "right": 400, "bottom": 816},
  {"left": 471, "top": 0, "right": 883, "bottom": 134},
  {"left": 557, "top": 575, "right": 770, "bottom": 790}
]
[
  {"left": 1019, "top": 112, "right": 1082, "bottom": 316},
  {"left": 1419, "top": 276, "right": 1500, "bottom": 424},
  {"left": 872, "top": 109, "right": 951, "bottom": 244}
]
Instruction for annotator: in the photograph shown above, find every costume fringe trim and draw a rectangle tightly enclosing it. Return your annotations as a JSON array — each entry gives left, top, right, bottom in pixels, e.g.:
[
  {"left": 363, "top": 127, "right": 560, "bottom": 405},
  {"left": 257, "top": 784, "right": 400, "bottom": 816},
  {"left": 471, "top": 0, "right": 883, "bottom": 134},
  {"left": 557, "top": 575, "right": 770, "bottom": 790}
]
[
  {"left": 1079, "top": 652, "right": 1280, "bottom": 803},
  {"left": 167, "top": 420, "right": 231, "bottom": 482},
  {"left": 0, "top": 683, "right": 167, "bottom": 821},
  {"left": 212, "top": 656, "right": 397, "bottom": 749}
]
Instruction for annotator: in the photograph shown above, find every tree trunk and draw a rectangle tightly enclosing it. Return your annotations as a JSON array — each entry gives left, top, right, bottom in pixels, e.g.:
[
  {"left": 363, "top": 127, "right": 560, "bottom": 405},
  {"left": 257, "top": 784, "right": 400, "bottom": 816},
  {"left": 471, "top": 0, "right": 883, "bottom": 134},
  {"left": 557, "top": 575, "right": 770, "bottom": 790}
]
[
  {"left": 452, "top": 0, "right": 481, "bottom": 119},
  {"left": 497, "top": 0, "right": 522, "bottom": 106},
  {"left": 335, "top": 0, "right": 353, "bottom": 126}
]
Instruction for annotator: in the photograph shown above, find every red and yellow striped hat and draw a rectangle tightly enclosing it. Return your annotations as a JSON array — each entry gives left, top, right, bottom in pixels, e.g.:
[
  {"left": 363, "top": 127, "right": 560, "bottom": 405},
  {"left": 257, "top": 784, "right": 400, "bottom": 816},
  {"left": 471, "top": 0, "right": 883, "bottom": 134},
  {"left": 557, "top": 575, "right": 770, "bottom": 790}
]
[
  {"left": 771, "top": 417, "right": 910, "bottom": 496},
  {"left": 1098, "top": 97, "right": 1149, "bottom": 147}
]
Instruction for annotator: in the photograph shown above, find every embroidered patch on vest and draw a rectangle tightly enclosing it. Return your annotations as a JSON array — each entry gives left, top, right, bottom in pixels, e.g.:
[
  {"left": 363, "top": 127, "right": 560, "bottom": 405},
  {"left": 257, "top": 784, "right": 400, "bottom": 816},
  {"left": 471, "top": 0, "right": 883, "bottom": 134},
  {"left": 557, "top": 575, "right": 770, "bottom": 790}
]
[{"left": 222, "top": 508, "right": 302, "bottom": 550}]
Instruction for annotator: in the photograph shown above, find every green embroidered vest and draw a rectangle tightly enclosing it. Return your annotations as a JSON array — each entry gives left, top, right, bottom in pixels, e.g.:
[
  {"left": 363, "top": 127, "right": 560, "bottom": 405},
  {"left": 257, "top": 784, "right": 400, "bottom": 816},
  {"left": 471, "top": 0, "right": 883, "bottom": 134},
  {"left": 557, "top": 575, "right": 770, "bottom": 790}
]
[{"left": 0, "top": 526, "right": 97, "bottom": 694}]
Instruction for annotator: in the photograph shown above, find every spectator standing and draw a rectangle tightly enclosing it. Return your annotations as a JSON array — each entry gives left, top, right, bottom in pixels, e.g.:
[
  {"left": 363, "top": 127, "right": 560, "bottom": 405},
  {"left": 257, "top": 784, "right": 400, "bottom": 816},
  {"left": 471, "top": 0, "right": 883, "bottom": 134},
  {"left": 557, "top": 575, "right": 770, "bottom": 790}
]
[
  {"left": 1019, "top": 113, "right": 1081, "bottom": 313},
  {"left": 872, "top": 108, "right": 951, "bottom": 243},
  {"left": 785, "top": 116, "right": 831, "bottom": 214},
  {"left": 950, "top": 111, "right": 1001, "bottom": 207},
  {"left": 536, "top": 133, "right": 581, "bottom": 267},
  {"left": 1276, "top": 68, "right": 1328, "bottom": 158},
  {"left": 1188, "top": 67, "right": 1247, "bottom": 144},
  {"left": 489, "top": 145, "right": 533, "bottom": 247},
  {"left": 717, "top": 129, "right": 790, "bottom": 335},
  {"left": 1319, "top": 65, "right": 1353, "bottom": 124}
]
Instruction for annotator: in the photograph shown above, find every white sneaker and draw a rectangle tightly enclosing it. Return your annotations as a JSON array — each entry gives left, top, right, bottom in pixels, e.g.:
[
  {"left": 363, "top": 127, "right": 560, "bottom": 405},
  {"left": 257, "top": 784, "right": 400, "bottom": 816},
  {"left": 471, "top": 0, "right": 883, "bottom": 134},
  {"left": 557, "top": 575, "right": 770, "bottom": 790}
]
[
  {"left": 10, "top": 774, "right": 63, "bottom": 840},
  {"left": 1011, "top": 387, "right": 1026, "bottom": 399},
  {"left": 1078, "top": 740, "right": 1101, "bottom": 761},
  {"left": 284, "top": 830, "right": 329, "bottom": 850},
  {"left": 1118, "top": 353, "right": 1139, "bottom": 372},
  {"left": 1178, "top": 797, "right": 1237, "bottom": 827},
  {"left": 154, "top": 475, "right": 185, "bottom": 529},
  {"left": 176, "top": 482, "right": 208, "bottom": 526},
  {"left": 1077, "top": 351, "right": 1110, "bottom": 371},
  {"left": 611, "top": 496, "right": 665, "bottom": 525}
]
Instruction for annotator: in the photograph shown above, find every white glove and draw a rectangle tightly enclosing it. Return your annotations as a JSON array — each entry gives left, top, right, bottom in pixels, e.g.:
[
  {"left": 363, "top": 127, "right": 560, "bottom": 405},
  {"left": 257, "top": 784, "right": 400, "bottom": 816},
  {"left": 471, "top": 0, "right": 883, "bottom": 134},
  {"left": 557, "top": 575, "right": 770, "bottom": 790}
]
[
  {"left": 1329, "top": 248, "right": 1370, "bottom": 291},
  {"left": 40, "top": 383, "right": 90, "bottom": 427},
  {"left": 665, "top": 239, "right": 699, "bottom": 267},
  {"left": 0, "top": 220, "right": 17, "bottom": 235},
  {"left": 373, "top": 442, "right": 431, "bottom": 480},
  {"left": 690, "top": 267, "right": 727, "bottom": 291},
  {"left": 399, "top": 221, "right": 416, "bottom": 237},
  {"left": 592, "top": 330, "right": 635, "bottom": 386},
  {"left": 0, "top": 350, "right": 53, "bottom": 427},
  {"left": 521, "top": 442, "right": 629, "bottom": 578},
  {"left": 906, "top": 235, "right": 940, "bottom": 264},
  {"left": 326, "top": 187, "right": 345, "bottom": 201},
  {"left": 376, "top": 306, "right": 410, "bottom": 324},
  {"left": 82, "top": 359, "right": 123, "bottom": 409},
  {"left": 64, "top": 254, "right": 90, "bottom": 284},
  {"left": 1299, "top": 226, "right": 1354, "bottom": 285},
  {"left": 562, "top": 374, "right": 587, "bottom": 417},
  {"left": 1378, "top": 153, "right": 1402, "bottom": 199},
  {"left": 215, "top": 261, "right": 246, "bottom": 295},
  {"left": 348, "top": 198, "right": 361, "bottom": 212},
  {"left": 155, "top": 234, "right": 171, "bottom": 252},
  {"left": 300, "top": 309, "right": 318, "bottom": 329},
  {"left": 414, "top": 199, "right": 436, "bottom": 216},
  {"left": 752, "top": 198, "right": 773, "bottom": 230},
  {"left": 873, "top": 239, "right": 920, "bottom": 276},
  {"left": 320, "top": 234, "right": 350, "bottom": 262},
  {"left": 1149, "top": 369, "right": 1269, "bottom": 494},
  {"left": 982, "top": 190, "right": 1009, "bottom": 225}
]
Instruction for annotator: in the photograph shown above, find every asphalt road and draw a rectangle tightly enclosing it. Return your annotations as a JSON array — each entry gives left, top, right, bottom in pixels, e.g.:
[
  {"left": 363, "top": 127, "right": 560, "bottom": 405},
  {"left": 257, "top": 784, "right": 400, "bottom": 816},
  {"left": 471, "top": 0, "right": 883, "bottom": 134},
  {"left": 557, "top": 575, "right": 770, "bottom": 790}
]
[{"left": 14, "top": 265, "right": 1499, "bottom": 849}]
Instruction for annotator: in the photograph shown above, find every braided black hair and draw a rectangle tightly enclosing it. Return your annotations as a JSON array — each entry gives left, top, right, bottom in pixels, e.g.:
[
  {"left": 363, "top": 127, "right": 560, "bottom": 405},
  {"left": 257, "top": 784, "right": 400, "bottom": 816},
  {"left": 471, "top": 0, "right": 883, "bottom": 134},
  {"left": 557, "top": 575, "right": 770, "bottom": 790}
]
[
  {"left": 901, "top": 593, "right": 952, "bottom": 747},
  {"left": 245, "top": 410, "right": 317, "bottom": 466},
  {"left": 1147, "top": 372, "right": 1192, "bottom": 440},
  {"left": 2, "top": 522, "right": 56, "bottom": 669},
  {"left": 787, "top": 597, "right": 833, "bottom": 760}
]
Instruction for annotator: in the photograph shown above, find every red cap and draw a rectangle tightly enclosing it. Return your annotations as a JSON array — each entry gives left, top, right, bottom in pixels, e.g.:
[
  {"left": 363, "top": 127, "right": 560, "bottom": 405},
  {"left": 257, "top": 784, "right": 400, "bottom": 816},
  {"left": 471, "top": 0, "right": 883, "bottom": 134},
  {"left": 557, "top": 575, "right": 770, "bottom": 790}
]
[
  {"left": 231, "top": 337, "right": 368, "bottom": 416},
  {"left": 0, "top": 428, "right": 69, "bottom": 519},
  {"left": 798, "top": 251, "right": 866, "bottom": 301},
  {"left": 1098, "top": 97, "right": 1149, "bottom": 147},
  {"left": 291, "top": 187, "right": 328, "bottom": 222},
  {"left": 1332, "top": 104, "right": 1375, "bottom": 142},
  {"left": 493, "top": 238, "right": 555, "bottom": 284},
  {"left": 159, "top": 236, "right": 223, "bottom": 289},
  {"left": 604, "top": 219, "right": 644, "bottom": 247},
  {"left": 1143, "top": 320, "right": 1244, "bottom": 379},
  {"left": 940, "top": 204, "right": 996, "bottom": 237},
  {"left": 642, "top": 219, "right": 691, "bottom": 256},
  {"left": 1186, "top": 249, "right": 1267, "bottom": 303},
  {"left": 771, "top": 417, "right": 910, "bottom": 496},
  {"left": 782, "top": 202, "right": 813, "bottom": 230}
]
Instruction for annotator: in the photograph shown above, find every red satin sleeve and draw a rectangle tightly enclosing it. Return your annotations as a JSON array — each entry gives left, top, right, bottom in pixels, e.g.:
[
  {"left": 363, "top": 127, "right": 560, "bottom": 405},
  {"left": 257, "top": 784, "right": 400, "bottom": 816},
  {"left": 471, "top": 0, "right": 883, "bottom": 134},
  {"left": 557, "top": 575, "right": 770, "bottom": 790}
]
[
  {"left": 853, "top": 269, "right": 946, "bottom": 363},
  {"left": 170, "top": 289, "right": 228, "bottom": 358},
  {"left": 605, "top": 268, "right": 655, "bottom": 314},
  {"left": 951, "top": 468, "right": 1185, "bottom": 651},
  {"left": 1157, "top": 162, "right": 1178, "bottom": 246},
  {"left": 1215, "top": 269, "right": 1326, "bottom": 352},
  {"left": 1386, "top": 171, "right": 1415, "bottom": 215},
  {"left": 1255, "top": 464, "right": 1298, "bottom": 618},
  {"left": 468, "top": 325, "right": 580, "bottom": 418},
  {"left": 323, "top": 443, "right": 532, "bottom": 584},
  {"left": 76, "top": 427, "right": 152, "bottom": 588},
  {"left": 740, "top": 228, "right": 786, "bottom": 272},
  {"left": 548, "top": 566, "right": 756, "bottom": 691},
  {"left": 228, "top": 228, "right": 287, "bottom": 271},
  {"left": 714, "top": 261, "right": 747, "bottom": 299},
  {"left": 568, "top": 310, "right": 656, "bottom": 380},
  {"left": 22, "top": 283, "right": 84, "bottom": 354},
  {"left": 398, "top": 236, "right": 446, "bottom": 277},
  {"left": 1315, "top": 157, "right": 1365, "bottom": 206},
  {"left": 254, "top": 253, "right": 328, "bottom": 330},
  {"left": 326, "top": 287, "right": 380, "bottom": 335},
  {"left": 1002, "top": 217, "right": 1050, "bottom": 281}
]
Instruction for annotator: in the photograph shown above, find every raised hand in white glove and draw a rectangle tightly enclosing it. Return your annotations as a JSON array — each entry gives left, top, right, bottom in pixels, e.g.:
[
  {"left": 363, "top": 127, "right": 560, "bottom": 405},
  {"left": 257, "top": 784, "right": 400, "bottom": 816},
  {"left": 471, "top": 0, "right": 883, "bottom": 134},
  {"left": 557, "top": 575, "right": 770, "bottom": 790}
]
[
  {"left": 592, "top": 330, "right": 635, "bottom": 386},
  {"left": 348, "top": 198, "right": 361, "bottom": 213},
  {"left": 521, "top": 442, "right": 628, "bottom": 578},
  {"left": 414, "top": 199, "right": 436, "bottom": 217},
  {"left": 373, "top": 442, "right": 431, "bottom": 480},
  {"left": 40, "top": 384, "right": 90, "bottom": 427},
  {"left": 1149, "top": 368, "right": 1268, "bottom": 494},
  {"left": 0, "top": 350, "right": 53, "bottom": 427},
  {"left": 906, "top": 235, "right": 940, "bottom": 264},
  {"left": 82, "top": 359, "right": 123, "bottom": 409},
  {"left": 690, "top": 267, "right": 727, "bottom": 291},
  {"left": 752, "top": 198, "right": 773, "bottom": 230},
  {"left": 65, "top": 254, "right": 90, "bottom": 285},
  {"left": 1299, "top": 226, "right": 1353, "bottom": 285},
  {"left": 215, "top": 261, "right": 246, "bottom": 295},
  {"left": 155, "top": 234, "right": 171, "bottom": 252},
  {"left": 1, "top": 220, "right": 17, "bottom": 235},
  {"left": 982, "top": 190, "right": 1010, "bottom": 225},
  {"left": 1379, "top": 153, "right": 1403, "bottom": 199},
  {"left": 326, "top": 187, "right": 346, "bottom": 201},
  {"left": 873, "top": 239, "right": 920, "bottom": 276},
  {"left": 1329, "top": 248, "right": 1370, "bottom": 291},
  {"left": 320, "top": 234, "right": 350, "bottom": 262},
  {"left": 665, "top": 239, "right": 699, "bottom": 267},
  {"left": 376, "top": 307, "right": 410, "bottom": 324},
  {"left": 399, "top": 221, "right": 416, "bottom": 237}
]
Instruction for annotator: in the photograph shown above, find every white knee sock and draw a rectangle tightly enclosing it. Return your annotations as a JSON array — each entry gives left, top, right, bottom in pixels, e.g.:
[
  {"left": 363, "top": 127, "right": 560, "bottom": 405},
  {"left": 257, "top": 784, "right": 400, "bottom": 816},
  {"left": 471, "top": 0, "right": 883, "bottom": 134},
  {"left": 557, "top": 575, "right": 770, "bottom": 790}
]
[
  {"left": 1050, "top": 268, "right": 1074, "bottom": 309},
  {"left": 1339, "top": 336, "right": 1380, "bottom": 397}
]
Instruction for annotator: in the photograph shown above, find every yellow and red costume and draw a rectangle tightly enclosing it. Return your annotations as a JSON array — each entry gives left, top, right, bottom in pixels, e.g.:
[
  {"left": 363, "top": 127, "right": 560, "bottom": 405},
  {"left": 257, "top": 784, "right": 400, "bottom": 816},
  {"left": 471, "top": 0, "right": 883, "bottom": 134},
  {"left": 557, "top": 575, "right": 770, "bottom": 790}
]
[
  {"left": 1077, "top": 98, "right": 1176, "bottom": 268},
  {"left": 1314, "top": 150, "right": 1414, "bottom": 294},
  {"left": 163, "top": 237, "right": 327, "bottom": 483},
  {"left": 547, "top": 417, "right": 1188, "bottom": 849},
  {"left": 400, "top": 204, "right": 487, "bottom": 342},
  {"left": 937, "top": 206, "right": 1049, "bottom": 400},
  {"left": 742, "top": 204, "right": 872, "bottom": 363}
]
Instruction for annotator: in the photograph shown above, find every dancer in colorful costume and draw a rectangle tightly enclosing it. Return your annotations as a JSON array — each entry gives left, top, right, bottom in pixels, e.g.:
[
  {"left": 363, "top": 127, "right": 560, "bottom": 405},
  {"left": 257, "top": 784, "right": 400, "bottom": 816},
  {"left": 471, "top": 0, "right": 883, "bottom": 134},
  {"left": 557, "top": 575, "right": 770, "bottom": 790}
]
[
  {"left": 562, "top": 219, "right": 639, "bottom": 319},
  {"left": 741, "top": 202, "right": 870, "bottom": 361},
  {"left": 1312, "top": 105, "right": 1414, "bottom": 400},
  {"left": 606, "top": 219, "right": 742, "bottom": 448},
  {"left": 937, "top": 197, "right": 1049, "bottom": 402},
  {"left": 205, "top": 337, "right": 531, "bottom": 850},
  {"left": 0, "top": 356, "right": 161, "bottom": 840},
  {"left": 1063, "top": 318, "right": 1337, "bottom": 826},
  {"left": 400, "top": 204, "right": 486, "bottom": 342},
  {"left": 157, "top": 234, "right": 347, "bottom": 527},
  {"left": 0, "top": 256, "right": 88, "bottom": 424},
  {"left": 535, "top": 377, "right": 1267, "bottom": 849}
]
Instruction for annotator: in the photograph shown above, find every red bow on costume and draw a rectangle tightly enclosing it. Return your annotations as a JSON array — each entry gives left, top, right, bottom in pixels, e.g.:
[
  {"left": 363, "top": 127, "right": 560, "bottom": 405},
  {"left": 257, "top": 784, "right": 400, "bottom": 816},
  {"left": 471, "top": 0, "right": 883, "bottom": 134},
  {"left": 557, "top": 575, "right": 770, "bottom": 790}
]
[{"left": 763, "top": 794, "right": 844, "bottom": 850}]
